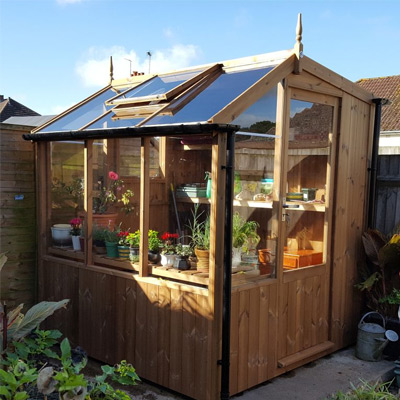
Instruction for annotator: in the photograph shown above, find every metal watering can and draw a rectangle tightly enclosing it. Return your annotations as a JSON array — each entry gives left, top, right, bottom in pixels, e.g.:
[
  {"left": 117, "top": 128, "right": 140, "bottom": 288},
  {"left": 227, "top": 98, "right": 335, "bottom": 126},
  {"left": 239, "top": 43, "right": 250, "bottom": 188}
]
[{"left": 355, "top": 312, "right": 399, "bottom": 361}]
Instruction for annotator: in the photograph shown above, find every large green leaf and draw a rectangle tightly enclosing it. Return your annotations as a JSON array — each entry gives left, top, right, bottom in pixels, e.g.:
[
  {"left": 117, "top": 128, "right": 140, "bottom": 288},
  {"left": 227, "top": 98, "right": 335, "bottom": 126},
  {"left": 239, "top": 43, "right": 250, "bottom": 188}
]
[
  {"left": 7, "top": 299, "right": 69, "bottom": 342},
  {"left": 362, "top": 230, "right": 386, "bottom": 266}
]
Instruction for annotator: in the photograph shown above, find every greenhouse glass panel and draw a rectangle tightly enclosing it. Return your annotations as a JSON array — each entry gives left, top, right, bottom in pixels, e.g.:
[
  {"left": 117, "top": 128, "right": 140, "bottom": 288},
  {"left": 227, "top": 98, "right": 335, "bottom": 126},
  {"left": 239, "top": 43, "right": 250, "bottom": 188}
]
[
  {"left": 84, "top": 112, "right": 144, "bottom": 130},
  {"left": 143, "top": 66, "right": 275, "bottom": 125},
  {"left": 109, "top": 69, "right": 205, "bottom": 103},
  {"left": 40, "top": 88, "right": 119, "bottom": 132}
]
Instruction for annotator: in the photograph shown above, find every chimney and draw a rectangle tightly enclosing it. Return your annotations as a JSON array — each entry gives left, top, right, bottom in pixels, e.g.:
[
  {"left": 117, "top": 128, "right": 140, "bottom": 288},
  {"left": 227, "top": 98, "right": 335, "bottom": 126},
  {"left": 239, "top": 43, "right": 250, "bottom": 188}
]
[{"left": 0, "top": 95, "right": 4, "bottom": 102}]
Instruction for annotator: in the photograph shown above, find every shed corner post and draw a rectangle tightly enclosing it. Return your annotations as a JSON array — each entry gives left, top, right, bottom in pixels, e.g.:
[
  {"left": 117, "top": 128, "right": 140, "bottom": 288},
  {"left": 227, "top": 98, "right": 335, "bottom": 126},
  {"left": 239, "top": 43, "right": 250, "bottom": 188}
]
[
  {"left": 208, "top": 130, "right": 228, "bottom": 399},
  {"left": 139, "top": 136, "right": 150, "bottom": 277},
  {"left": 84, "top": 140, "right": 93, "bottom": 266}
]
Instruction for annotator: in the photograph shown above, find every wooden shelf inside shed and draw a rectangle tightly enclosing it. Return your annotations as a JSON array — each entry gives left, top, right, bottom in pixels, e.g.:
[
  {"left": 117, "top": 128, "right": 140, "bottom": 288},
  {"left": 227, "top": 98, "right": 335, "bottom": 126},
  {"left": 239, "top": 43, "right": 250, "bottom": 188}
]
[{"left": 177, "top": 197, "right": 326, "bottom": 212}]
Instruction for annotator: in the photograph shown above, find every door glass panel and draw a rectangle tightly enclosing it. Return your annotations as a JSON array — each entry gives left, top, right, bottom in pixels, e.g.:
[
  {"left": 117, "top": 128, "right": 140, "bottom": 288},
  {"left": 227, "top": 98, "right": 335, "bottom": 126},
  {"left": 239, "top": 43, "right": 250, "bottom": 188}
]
[
  {"left": 283, "top": 99, "right": 333, "bottom": 270},
  {"left": 232, "top": 87, "right": 278, "bottom": 280}
]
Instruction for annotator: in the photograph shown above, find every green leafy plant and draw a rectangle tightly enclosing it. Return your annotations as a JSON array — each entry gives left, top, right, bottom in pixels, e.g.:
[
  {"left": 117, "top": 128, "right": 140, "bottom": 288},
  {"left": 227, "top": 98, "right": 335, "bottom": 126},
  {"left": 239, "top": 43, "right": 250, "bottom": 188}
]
[
  {"left": 232, "top": 212, "right": 260, "bottom": 251},
  {"left": 93, "top": 171, "right": 134, "bottom": 215},
  {"left": 93, "top": 226, "right": 106, "bottom": 242},
  {"left": 89, "top": 360, "right": 140, "bottom": 399},
  {"left": 37, "top": 338, "right": 88, "bottom": 400},
  {"left": 148, "top": 230, "right": 162, "bottom": 253},
  {"left": 175, "top": 243, "right": 192, "bottom": 257},
  {"left": 188, "top": 205, "right": 210, "bottom": 251},
  {"left": 1, "top": 297, "right": 69, "bottom": 351},
  {"left": 0, "top": 360, "right": 38, "bottom": 400},
  {"left": 127, "top": 230, "right": 140, "bottom": 248},
  {"left": 5, "top": 329, "right": 62, "bottom": 368},
  {"left": 357, "top": 230, "right": 400, "bottom": 318},
  {"left": 104, "top": 228, "right": 120, "bottom": 244}
]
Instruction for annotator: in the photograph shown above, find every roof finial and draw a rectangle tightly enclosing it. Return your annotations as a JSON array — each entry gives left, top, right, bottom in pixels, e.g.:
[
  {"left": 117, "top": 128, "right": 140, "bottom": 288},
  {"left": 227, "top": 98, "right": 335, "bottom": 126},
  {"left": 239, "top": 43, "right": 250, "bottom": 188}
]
[
  {"left": 294, "top": 13, "right": 303, "bottom": 74},
  {"left": 109, "top": 56, "right": 114, "bottom": 84}
]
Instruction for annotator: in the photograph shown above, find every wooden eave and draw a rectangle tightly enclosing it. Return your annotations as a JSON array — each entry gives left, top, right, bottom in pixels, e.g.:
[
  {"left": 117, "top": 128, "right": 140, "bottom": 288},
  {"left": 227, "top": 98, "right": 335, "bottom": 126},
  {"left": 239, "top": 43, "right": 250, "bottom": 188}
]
[{"left": 301, "top": 56, "right": 374, "bottom": 103}]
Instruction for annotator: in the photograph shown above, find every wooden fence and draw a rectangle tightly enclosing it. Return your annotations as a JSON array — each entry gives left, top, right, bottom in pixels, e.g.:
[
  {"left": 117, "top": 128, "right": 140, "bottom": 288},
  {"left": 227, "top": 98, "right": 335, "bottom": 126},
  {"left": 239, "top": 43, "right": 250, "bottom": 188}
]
[
  {"left": 375, "top": 155, "right": 400, "bottom": 235},
  {"left": 0, "top": 123, "right": 36, "bottom": 309}
]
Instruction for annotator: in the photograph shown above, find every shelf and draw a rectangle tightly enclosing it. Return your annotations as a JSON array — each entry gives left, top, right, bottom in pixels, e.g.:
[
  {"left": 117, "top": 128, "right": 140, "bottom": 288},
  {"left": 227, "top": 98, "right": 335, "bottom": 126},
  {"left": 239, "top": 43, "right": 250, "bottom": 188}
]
[{"left": 176, "top": 197, "right": 326, "bottom": 212}]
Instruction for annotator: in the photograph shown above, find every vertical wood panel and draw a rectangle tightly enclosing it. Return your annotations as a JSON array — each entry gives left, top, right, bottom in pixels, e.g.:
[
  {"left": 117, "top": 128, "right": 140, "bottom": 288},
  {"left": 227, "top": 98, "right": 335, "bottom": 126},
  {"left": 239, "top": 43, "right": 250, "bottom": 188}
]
[
  {"left": 146, "top": 284, "right": 158, "bottom": 381},
  {"left": 237, "top": 290, "right": 249, "bottom": 393},
  {"left": 135, "top": 281, "right": 148, "bottom": 376},
  {"left": 169, "top": 288, "right": 183, "bottom": 392},
  {"left": 267, "top": 283, "right": 278, "bottom": 379},
  {"left": 157, "top": 285, "right": 171, "bottom": 387},
  {"left": 195, "top": 294, "right": 209, "bottom": 400},
  {"left": 247, "top": 288, "right": 260, "bottom": 388},
  {"left": 124, "top": 279, "right": 137, "bottom": 364},
  {"left": 303, "top": 277, "right": 313, "bottom": 350},
  {"left": 295, "top": 280, "right": 304, "bottom": 353},
  {"left": 182, "top": 292, "right": 196, "bottom": 398},
  {"left": 258, "top": 286, "right": 269, "bottom": 382},
  {"left": 229, "top": 292, "right": 239, "bottom": 395}
]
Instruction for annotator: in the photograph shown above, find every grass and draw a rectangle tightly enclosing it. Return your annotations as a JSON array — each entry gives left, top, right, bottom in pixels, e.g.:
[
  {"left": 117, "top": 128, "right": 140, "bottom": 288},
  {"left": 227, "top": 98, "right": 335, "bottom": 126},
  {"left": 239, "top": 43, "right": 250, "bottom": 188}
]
[{"left": 327, "top": 380, "right": 399, "bottom": 399}]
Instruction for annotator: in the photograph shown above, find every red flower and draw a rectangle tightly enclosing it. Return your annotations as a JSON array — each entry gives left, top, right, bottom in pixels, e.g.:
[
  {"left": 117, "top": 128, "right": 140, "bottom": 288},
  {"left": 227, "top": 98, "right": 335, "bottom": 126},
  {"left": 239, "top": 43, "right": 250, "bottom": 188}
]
[
  {"left": 108, "top": 171, "right": 119, "bottom": 181},
  {"left": 161, "top": 232, "right": 179, "bottom": 241}
]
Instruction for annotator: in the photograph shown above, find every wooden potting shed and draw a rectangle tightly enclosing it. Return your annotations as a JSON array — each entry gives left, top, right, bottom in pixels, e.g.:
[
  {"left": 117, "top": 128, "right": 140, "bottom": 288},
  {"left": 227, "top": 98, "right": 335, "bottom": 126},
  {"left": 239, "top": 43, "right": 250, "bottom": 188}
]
[{"left": 24, "top": 19, "right": 378, "bottom": 400}]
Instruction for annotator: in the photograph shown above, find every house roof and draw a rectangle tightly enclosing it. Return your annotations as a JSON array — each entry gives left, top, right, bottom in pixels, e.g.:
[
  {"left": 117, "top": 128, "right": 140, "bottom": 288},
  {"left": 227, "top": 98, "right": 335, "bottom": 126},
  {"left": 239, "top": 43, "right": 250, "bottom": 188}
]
[
  {"left": 3, "top": 115, "right": 55, "bottom": 127},
  {"left": 0, "top": 96, "right": 40, "bottom": 122},
  {"left": 357, "top": 75, "right": 400, "bottom": 132}
]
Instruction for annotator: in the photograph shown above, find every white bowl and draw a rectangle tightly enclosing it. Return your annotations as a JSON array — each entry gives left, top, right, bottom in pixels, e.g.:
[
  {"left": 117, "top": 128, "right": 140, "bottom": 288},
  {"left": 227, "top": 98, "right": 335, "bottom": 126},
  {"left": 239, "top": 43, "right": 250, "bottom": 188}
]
[{"left": 51, "top": 225, "right": 72, "bottom": 246}]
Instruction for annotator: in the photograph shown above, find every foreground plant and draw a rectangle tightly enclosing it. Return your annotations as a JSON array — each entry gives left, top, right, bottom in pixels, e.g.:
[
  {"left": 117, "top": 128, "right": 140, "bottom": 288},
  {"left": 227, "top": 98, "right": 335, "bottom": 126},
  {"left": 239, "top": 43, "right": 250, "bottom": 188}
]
[
  {"left": 0, "top": 360, "right": 38, "bottom": 400},
  {"left": 327, "top": 380, "right": 397, "bottom": 399}
]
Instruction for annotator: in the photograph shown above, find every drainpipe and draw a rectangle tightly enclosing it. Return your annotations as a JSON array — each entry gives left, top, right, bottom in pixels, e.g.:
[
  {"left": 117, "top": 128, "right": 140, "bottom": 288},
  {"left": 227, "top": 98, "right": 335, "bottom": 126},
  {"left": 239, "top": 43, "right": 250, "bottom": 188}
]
[
  {"left": 367, "top": 98, "right": 383, "bottom": 228},
  {"left": 220, "top": 131, "right": 235, "bottom": 400}
]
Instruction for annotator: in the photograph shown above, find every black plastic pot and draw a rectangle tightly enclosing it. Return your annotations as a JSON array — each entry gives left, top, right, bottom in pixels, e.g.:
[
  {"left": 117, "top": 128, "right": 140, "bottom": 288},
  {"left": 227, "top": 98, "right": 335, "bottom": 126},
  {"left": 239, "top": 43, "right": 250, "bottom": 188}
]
[{"left": 174, "top": 256, "right": 190, "bottom": 270}]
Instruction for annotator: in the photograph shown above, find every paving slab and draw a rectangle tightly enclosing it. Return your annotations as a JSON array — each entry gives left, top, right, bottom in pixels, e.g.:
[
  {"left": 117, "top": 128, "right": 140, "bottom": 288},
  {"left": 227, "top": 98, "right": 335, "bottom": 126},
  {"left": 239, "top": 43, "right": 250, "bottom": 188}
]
[
  {"left": 87, "top": 346, "right": 397, "bottom": 399},
  {"left": 232, "top": 347, "right": 397, "bottom": 400}
]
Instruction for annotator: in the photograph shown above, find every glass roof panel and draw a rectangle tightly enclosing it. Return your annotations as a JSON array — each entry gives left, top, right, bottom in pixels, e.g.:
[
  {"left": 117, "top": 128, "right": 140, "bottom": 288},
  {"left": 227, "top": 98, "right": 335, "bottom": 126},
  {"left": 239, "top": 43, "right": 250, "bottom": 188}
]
[
  {"left": 84, "top": 113, "right": 144, "bottom": 130},
  {"left": 110, "top": 69, "right": 205, "bottom": 103},
  {"left": 39, "top": 88, "right": 119, "bottom": 132},
  {"left": 143, "top": 66, "right": 275, "bottom": 125}
]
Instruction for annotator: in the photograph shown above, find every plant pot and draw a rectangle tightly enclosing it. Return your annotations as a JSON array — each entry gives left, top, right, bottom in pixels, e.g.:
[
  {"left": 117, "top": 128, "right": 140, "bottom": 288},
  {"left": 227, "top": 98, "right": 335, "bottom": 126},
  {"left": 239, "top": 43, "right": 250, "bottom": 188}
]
[
  {"left": 51, "top": 224, "right": 72, "bottom": 247},
  {"left": 79, "top": 237, "right": 85, "bottom": 250},
  {"left": 195, "top": 248, "right": 209, "bottom": 273},
  {"left": 93, "top": 239, "right": 106, "bottom": 254},
  {"left": 174, "top": 255, "right": 190, "bottom": 270},
  {"left": 118, "top": 246, "right": 130, "bottom": 260},
  {"left": 258, "top": 248, "right": 271, "bottom": 264},
  {"left": 105, "top": 241, "right": 118, "bottom": 258},
  {"left": 71, "top": 235, "right": 81, "bottom": 251},
  {"left": 232, "top": 247, "right": 242, "bottom": 269},
  {"left": 129, "top": 247, "right": 139, "bottom": 262},
  {"left": 161, "top": 253, "right": 176, "bottom": 267},
  {"left": 148, "top": 251, "right": 161, "bottom": 264}
]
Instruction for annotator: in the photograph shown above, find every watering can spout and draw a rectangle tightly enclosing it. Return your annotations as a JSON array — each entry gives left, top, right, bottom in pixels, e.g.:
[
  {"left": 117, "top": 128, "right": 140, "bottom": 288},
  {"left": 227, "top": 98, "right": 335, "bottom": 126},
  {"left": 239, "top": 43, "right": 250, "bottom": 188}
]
[{"left": 373, "top": 330, "right": 399, "bottom": 360}]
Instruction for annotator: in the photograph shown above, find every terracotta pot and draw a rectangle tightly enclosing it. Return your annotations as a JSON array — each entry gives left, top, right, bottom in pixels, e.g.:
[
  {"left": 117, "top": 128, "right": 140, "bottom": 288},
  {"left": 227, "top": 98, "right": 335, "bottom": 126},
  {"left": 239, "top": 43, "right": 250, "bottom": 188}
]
[
  {"left": 258, "top": 249, "right": 271, "bottom": 264},
  {"left": 195, "top": 248, "right": 210, "bottom": 273}
]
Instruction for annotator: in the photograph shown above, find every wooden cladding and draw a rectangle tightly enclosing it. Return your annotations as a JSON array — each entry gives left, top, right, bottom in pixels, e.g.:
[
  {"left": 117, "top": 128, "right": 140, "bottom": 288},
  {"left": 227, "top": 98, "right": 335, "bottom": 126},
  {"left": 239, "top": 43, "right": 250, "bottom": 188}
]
[{"left": 41, "top": 258, "right": 211, "bottom": 399}]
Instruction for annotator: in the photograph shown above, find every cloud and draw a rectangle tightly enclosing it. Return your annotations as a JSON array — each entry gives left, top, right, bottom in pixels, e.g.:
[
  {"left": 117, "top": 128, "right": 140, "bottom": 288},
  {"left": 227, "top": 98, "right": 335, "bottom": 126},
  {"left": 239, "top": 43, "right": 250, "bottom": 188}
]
[{"left": 75, "top": 44, "right": 201, "bottom": 87}]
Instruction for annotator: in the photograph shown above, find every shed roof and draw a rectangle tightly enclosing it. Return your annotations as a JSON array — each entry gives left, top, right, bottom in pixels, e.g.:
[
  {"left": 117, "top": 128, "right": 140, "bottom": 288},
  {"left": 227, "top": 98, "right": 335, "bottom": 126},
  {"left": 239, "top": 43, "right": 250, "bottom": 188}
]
[
  {"left": 357, "top": 75, "right": 400, "bottom": 132},
  {"left": 25, "top": 48, "right": 374, "bottom": 142}
]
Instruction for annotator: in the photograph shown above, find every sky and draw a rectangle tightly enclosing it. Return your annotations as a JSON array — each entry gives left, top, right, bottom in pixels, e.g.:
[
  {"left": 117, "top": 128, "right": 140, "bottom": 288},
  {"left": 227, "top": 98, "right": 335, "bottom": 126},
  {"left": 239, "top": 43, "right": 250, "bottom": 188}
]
[{"left": 0, "top": 0, "right": 399, "bottom": 116}]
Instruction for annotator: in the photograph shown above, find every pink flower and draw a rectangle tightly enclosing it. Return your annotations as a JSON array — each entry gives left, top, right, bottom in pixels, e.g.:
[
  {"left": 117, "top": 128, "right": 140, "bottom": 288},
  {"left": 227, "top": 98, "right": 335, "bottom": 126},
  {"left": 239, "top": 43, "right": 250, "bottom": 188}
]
[{"left": 109, "top": 171, "right": 119, "bottom": 181}]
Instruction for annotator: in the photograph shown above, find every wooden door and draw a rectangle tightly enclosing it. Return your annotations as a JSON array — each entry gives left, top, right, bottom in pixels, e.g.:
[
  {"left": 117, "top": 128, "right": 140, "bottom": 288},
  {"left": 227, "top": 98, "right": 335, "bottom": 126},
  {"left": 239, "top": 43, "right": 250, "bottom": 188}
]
[{"left": 277, "top": 88, "right": 339, "bottom": 368}]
